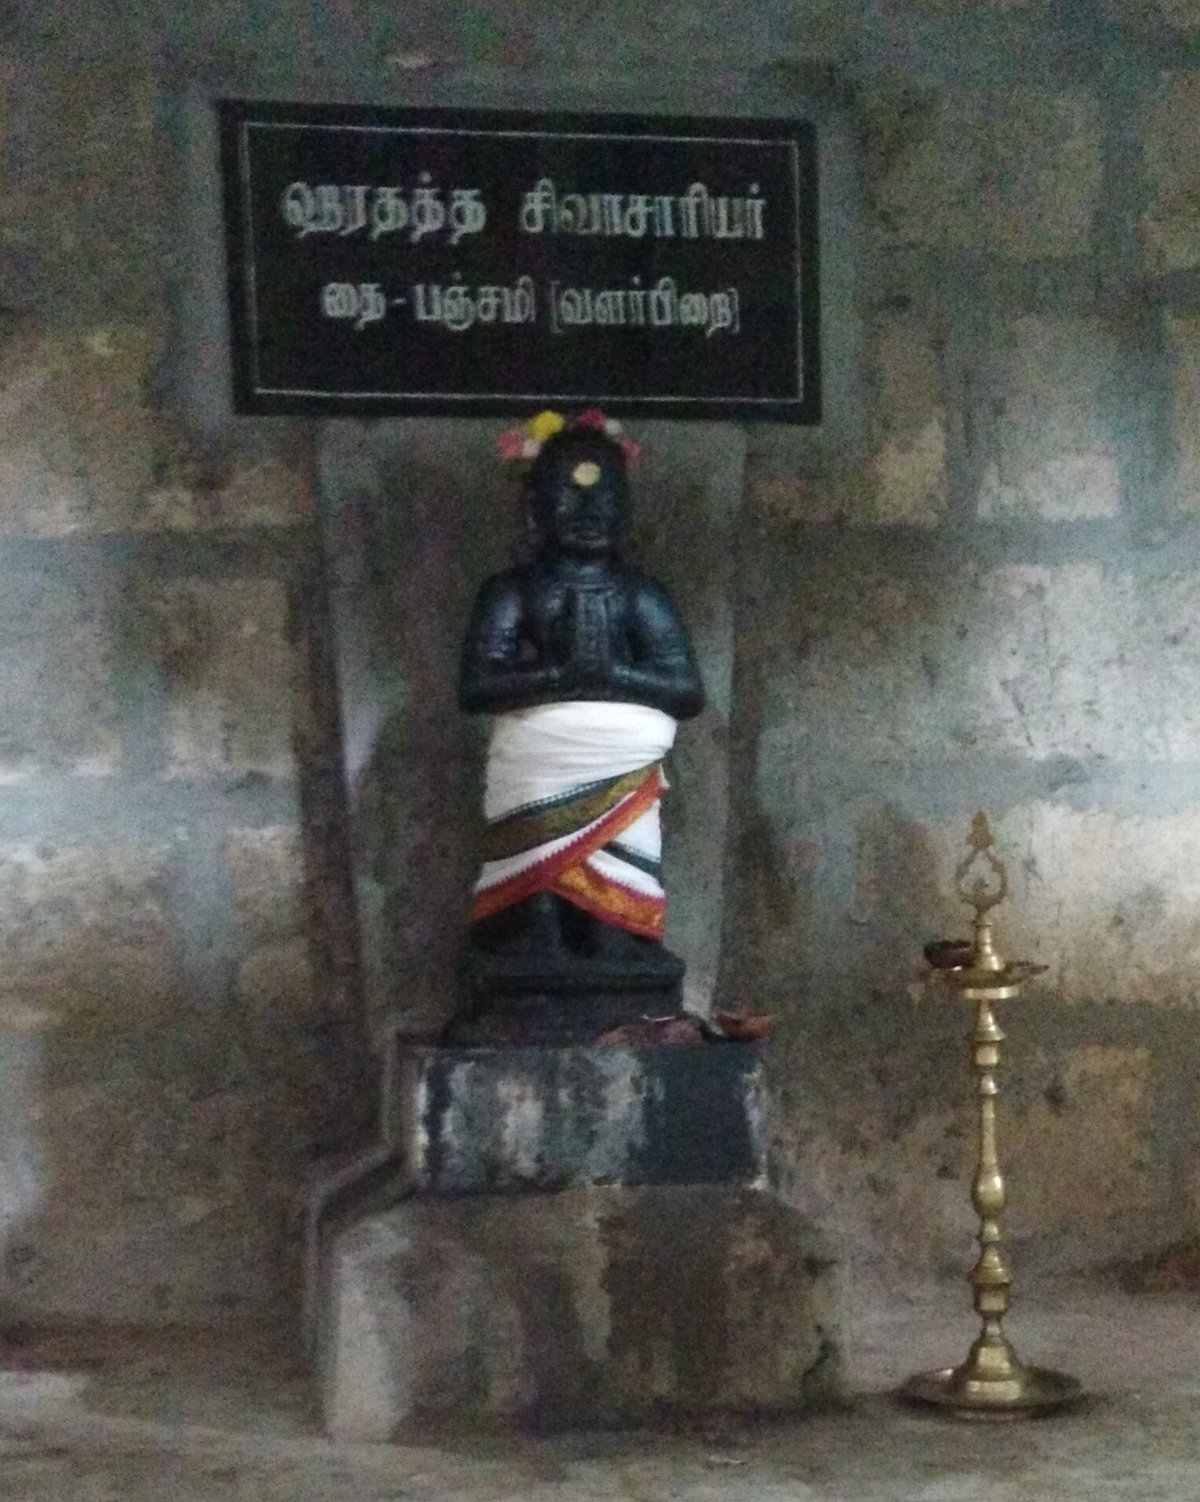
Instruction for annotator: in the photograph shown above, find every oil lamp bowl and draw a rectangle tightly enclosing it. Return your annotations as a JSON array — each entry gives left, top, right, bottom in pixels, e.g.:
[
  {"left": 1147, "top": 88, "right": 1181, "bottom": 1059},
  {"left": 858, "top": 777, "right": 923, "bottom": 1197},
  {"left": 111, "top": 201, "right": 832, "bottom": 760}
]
[{"left": 923, "top": 938, "right": 975, "bottom": 970}]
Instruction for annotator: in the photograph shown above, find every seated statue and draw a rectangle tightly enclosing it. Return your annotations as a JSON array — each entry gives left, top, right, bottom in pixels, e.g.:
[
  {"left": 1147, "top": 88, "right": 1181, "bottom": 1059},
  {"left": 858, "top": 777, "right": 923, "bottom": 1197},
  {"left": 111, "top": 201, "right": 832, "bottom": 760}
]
[{"left": 455, "top": 411, "right": 704, "bottom": 1035}]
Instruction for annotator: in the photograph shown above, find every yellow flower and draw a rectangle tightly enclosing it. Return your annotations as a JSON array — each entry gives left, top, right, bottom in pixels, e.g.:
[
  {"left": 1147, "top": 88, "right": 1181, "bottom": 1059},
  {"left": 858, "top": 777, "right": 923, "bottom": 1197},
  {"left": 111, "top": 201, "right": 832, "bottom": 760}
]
[{"left": 527, "top": 410, "right": 566, "bottom": 444}]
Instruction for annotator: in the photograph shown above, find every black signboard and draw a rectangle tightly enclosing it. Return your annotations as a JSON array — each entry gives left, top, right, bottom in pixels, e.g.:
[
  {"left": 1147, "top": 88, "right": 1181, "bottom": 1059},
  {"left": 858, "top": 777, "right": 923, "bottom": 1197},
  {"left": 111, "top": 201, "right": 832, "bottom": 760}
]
[{"left": 220, "top": 101, "right": 820, "bottom": 422}]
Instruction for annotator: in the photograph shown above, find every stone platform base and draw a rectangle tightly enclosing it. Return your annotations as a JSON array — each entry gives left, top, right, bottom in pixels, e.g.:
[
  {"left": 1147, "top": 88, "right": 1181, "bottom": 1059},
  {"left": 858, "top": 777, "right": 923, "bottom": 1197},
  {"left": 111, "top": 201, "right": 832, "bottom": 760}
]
[
  {"left": 394, "top": 1042, "right": 765, "bottom": 1192},
  {"left": 317, "top": 1184, "right": 840, "bottom": 1440}
]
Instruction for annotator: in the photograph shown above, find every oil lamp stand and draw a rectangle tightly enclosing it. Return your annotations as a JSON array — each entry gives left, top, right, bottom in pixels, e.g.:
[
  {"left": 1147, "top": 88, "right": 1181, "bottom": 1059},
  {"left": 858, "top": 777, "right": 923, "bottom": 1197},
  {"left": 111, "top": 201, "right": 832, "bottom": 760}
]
[{"left": 899, "top": 814, "right": 1082, "bottom": 1420}]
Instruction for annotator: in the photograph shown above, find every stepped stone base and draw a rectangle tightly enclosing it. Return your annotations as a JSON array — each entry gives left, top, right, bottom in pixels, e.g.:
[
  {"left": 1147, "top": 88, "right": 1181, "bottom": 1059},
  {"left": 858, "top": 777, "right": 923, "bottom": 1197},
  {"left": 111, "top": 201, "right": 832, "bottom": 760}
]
[
  {"left": 393, "top": 1042, "right": 765, "bottom": 1192},
  {"left": 449, "top": 949, "right": 686, "bottom": 1045},
  {"left": 317, "top": 1183, "right": 840, "bottom": 1440}
]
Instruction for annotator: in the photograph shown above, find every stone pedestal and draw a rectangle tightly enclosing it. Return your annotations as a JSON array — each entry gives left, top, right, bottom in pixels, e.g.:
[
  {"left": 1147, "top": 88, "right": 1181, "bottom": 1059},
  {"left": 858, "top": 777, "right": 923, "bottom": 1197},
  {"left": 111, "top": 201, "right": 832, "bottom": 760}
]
[
  {"left": 319, "top": 1184, "right": 839, "bottom": 1440},
  {"left": 448, "top": 947, "right": 687, "bottom": 1045},
  {"left": 394, "top": 1041, "right": 765, "bottom": 1191},
  {"left": 311, "top": 1040, "right": 841, "bottom": 1439}
]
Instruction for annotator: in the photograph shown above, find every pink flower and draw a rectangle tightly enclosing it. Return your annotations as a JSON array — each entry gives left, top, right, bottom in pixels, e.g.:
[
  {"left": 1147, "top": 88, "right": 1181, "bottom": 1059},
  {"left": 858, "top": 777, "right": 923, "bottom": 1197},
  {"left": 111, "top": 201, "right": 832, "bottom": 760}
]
[
  {"left": 497, "top": 428, "right": 527, "bottom": 460},
  {"left": 618, "top": 436, "right": 642, "bottom": 465},
  {"left": 571, "top": 408, "right": 609, "bottom": 432}
]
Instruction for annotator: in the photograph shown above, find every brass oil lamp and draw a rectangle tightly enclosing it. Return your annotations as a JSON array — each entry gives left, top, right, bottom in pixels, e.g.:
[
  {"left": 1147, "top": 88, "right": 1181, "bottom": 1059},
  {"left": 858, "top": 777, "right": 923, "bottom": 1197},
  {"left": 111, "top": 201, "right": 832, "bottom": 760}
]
[{"left": 899, "top": 813, "right": 1082, "bottom": 1418}]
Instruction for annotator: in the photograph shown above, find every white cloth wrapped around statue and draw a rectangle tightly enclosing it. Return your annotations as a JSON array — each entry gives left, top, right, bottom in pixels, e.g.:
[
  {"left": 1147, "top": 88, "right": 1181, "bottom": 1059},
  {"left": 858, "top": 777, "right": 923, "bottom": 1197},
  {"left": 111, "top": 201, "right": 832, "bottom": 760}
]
[{"left": 470, "top": 700, "right": 677, "bottom": 940}]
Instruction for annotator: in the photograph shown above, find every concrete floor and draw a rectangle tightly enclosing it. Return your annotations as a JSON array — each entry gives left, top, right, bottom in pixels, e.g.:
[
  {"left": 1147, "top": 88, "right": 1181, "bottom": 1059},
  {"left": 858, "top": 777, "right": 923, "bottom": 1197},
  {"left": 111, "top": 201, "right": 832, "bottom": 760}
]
[{"left": 0, "top": 1279, "right": 1198, "bottom": 1500}]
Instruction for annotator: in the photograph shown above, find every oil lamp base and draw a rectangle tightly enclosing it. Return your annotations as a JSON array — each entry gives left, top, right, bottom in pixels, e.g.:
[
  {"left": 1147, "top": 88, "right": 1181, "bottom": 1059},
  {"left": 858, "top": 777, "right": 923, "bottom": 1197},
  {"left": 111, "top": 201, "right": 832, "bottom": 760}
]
[{"left": 899, "top": 1361, "right": 1083, "bottom": 1420}]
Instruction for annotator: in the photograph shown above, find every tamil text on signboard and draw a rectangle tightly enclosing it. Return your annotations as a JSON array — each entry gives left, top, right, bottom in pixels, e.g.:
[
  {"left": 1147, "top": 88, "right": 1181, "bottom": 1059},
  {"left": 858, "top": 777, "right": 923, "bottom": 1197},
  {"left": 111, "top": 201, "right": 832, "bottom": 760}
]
[{"left": 220, "top": 102, "right": 820, "bottom": 421}]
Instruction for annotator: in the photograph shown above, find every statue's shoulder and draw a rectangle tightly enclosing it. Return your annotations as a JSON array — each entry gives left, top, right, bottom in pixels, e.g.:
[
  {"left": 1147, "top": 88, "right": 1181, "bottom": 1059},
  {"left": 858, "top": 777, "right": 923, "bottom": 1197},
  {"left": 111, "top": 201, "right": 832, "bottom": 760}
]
[
  {"left": 622, "top": 565, "right": 680, "bottom": 606},
  {"left": 471, "top": 566, "right": 525, "bottom": 601},
  {"left": 465, "top": 568, "right": 529, "bottom": 632}
]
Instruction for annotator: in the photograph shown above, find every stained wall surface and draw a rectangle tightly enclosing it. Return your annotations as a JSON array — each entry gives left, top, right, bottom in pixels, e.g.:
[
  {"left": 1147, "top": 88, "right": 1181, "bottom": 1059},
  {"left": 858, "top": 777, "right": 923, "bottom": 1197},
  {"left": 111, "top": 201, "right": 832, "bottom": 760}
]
[{"left": 4, "top": 0, "right": 1200, "bottom": 1321}]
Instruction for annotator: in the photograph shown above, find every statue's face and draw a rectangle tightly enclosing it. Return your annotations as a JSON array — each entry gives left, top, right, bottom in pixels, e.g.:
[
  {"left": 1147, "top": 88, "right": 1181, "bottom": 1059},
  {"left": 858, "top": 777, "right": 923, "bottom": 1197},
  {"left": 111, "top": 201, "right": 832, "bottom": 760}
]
[{"left": 530, "top": 434, "right": 629, "bottom": 558}]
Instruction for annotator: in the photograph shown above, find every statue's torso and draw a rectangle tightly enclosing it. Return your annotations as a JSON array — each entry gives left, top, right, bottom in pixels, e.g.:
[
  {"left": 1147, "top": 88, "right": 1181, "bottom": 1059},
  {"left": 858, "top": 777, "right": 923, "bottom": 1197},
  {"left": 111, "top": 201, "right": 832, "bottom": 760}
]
[{"left": 516, "top": 566, "right": 636, "bottom": 677}]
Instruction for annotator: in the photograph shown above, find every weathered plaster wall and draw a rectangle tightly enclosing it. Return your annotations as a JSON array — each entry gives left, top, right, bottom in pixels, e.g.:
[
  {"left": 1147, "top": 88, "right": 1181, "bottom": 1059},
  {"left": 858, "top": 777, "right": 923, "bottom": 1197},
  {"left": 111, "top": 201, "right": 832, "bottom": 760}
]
[
  {"left": 728, "top": 1, "right": 1200, "bottom": 1283},
  {"left": 5, "top": 0, "right": 1200, "bottom": 1322},
  {"left": 0, "top": 2, "right": 370, "bottom": 1324}
]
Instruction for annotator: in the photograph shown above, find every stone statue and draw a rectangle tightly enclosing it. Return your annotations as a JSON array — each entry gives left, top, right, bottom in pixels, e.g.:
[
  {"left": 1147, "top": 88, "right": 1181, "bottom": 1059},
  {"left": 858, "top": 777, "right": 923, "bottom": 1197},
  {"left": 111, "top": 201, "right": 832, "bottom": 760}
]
[{"left": 452, "top": 411, "right": 704, "bottom": 1043}]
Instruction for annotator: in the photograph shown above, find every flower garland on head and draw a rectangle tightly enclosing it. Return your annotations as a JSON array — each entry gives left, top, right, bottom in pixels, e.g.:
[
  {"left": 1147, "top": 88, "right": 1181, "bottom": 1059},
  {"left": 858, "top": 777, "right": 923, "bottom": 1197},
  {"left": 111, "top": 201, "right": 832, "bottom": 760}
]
[{"left": 497, "top": 409, "right": 642, "bottom": 466}]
